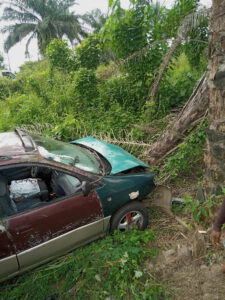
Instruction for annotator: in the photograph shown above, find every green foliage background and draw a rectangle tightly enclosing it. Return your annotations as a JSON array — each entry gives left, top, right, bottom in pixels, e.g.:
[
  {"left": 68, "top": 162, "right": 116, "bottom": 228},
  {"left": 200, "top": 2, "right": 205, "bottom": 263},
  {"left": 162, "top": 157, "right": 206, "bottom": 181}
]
[{"left": 0, "top": 0, "right": 208, "bottom": 178}]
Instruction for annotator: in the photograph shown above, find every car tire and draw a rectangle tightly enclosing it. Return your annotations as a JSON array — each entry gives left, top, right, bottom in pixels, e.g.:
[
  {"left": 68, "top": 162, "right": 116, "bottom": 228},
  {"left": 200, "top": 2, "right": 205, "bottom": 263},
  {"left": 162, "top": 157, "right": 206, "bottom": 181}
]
[{"left": 110, "top": 201, "right": 148, "bottom": 232}]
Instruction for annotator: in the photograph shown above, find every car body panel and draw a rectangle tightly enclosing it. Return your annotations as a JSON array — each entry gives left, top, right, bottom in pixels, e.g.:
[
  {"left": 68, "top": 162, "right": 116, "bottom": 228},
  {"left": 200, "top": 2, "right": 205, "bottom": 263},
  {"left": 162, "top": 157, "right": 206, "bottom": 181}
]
[
  {"left": 0, "top": 221, "right": 19, "bottom": 279},
  {"left": 17, "top": 218, "right": 104, "bottom": 270},
  {"left": 4, "top": 190, "right": 103, "bottom": 269},
  {"left": 96, "top": 172, "right": 155, "bottom": 217},
  {"left": 0, "top": 218, "right": 107, "bottom": 283},
  {"left": 72, "top": 137, "right": 149, "bottom": 174},
  {"left": 0, "top": 221, "right": 15, "bottom": 259},
  {"left": 0, "top": 254, "right": 18, "bottom": 280},
  {"left": 0, "top": 70, "right": 16, "bottom": 79}
]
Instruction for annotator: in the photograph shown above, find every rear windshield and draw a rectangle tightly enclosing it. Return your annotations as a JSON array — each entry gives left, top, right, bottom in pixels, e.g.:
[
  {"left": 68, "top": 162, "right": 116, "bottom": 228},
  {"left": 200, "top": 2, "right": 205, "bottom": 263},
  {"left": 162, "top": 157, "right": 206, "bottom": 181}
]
[{"left": 31, "top": 134, "right": 101, "bottom": 174}]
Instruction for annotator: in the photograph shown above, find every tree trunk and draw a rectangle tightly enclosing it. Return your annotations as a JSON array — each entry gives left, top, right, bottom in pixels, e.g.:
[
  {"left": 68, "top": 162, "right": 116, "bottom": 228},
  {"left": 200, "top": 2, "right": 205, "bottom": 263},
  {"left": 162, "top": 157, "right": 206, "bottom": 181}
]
[
  {"left": 147, "top": 72, "right": 209, "bottom": 166},
  {"left": 147, "top": 38, "right": 181, "bottom": 103},
  {"left": 204, "top": 0, "right": 225, "bottom": 196}
]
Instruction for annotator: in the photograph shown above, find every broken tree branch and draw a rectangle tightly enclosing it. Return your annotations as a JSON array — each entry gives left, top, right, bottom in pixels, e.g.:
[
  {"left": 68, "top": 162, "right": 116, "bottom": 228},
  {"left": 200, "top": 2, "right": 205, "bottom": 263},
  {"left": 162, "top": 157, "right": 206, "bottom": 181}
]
[{"left": 146, "top": 72, "right": 209, "bottom": 166}]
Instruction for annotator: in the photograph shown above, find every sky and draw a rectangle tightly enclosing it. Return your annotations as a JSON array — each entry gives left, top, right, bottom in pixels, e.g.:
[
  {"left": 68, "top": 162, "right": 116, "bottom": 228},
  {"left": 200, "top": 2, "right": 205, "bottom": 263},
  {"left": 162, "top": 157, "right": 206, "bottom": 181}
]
[{"left": 0, "top": 0, "right": 211, "bottom": 72}]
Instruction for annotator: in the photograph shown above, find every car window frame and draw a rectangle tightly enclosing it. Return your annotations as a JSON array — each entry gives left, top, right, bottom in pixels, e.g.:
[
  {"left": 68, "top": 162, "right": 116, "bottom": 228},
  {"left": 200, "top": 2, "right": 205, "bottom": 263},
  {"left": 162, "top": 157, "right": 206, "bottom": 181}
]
[{"left": 0, "top": 162, "right": 102, "bottom": 219}]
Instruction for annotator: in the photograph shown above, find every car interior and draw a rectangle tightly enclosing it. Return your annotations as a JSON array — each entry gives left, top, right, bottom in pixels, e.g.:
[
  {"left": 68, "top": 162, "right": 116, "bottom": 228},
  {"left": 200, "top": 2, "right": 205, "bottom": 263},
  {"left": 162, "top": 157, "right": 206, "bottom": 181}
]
[{"left": 0, "top": 166, "right": 81, "bottom": 217}]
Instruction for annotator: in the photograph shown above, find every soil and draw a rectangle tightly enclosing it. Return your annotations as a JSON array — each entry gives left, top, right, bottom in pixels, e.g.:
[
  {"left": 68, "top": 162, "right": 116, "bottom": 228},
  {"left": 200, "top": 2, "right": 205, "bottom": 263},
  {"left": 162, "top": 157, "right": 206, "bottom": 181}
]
[{"left": 146, "top": 208, "right": 225, "bottom": 300}]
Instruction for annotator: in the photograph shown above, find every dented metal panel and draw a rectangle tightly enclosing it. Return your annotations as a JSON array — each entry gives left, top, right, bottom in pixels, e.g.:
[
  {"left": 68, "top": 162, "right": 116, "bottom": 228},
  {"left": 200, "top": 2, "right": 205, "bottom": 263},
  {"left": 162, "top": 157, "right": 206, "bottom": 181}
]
[
  {"left": 0, "top": 218, "right": 105, "bottom": 282},
  {"left": 17, "top": 218, "right": 104, "bottom": 269},
  {"left": 97, "top": 172, "right": 156, "bottom": 217},
  {"left": 72, "top": 137, "right": 150, "bottom": 174},
  {"left": 6, "top": 190, "right": 103, "bottom": 254}
]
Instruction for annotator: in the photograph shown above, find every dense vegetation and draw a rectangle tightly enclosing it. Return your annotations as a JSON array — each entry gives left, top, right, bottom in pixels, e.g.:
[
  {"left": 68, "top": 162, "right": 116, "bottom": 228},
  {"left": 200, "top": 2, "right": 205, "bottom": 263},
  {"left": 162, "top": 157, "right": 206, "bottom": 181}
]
[
  {"left": 0, "top": 0, "right": 208, "bottom": 182},
  {"left": 0, "top": 0, "right": 211, "bottom": 298}
]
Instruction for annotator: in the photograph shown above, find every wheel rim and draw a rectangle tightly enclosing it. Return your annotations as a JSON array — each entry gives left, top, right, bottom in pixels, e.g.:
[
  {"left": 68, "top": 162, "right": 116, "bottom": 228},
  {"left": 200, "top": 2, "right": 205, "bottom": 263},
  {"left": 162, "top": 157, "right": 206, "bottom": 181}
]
[{"left": 117, "top": 211, "right": 144, "bottom": 231}]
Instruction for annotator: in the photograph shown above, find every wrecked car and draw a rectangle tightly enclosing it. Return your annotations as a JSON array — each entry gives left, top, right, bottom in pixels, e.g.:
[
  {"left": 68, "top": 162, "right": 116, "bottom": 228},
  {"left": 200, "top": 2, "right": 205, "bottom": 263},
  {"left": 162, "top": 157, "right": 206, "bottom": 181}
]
[{"left": 0, "top": 129, "right": 155, "bottom": 282}]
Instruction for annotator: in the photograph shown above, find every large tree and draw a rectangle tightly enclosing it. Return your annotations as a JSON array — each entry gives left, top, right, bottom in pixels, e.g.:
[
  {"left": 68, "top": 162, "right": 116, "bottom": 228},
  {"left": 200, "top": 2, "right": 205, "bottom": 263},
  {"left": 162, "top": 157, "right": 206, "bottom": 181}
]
[
  {"left": 146, "top": 0, "right": 225, "bottom": 200},
  {"left": 1, "top": 0, "right": 86, "bottom": 54},
  {"left": 204, "top": 0, "right": 225, "bottom": 196}
]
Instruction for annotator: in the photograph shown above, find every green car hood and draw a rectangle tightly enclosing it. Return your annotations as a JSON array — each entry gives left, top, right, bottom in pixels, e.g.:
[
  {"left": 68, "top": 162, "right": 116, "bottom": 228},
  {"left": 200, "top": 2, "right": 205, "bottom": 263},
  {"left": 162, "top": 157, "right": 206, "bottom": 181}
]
[{"left": 71, "top": 137, "right": 149, "bottom": 174}]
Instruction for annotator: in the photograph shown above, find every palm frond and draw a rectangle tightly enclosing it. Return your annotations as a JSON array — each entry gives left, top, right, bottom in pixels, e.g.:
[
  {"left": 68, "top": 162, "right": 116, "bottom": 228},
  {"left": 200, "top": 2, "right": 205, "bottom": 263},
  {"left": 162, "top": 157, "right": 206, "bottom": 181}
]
[
  {"left": 3, "top": 23, "right": 36, "bottom": 52},
  {"left": 2, "top": 7, "right": 39, "bottom": 22},
  {"left": 1, "top": 0, "right": 84, "bottom": 53},
  {"left": 3, "top": 0, "right": 42, "bottom": 20},
  {"left": 82, "top": 9, "right": 107, "bottom": 33},
  {"left": 25, "top": 31, "right": 36, "bottom": 54}
]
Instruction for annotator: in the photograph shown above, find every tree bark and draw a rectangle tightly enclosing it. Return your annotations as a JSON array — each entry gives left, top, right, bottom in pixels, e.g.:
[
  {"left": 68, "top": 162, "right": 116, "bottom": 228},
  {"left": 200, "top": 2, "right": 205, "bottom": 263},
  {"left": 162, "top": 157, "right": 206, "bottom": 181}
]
[
  {"left": 147, "top": 72, "right": 209, "bottom": 166},
  {"left": 204, "top": 0, "right": 225, "bottom": 196}
]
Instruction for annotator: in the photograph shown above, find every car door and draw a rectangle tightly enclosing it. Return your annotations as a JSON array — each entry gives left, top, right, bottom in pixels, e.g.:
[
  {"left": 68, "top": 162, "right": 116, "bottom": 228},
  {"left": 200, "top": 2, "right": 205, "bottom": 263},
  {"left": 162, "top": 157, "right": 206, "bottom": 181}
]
[
  {"left": 0, "top": 219, "right": 18, "bottom": 280},
  {"left": 2, "top": 165, "right": 104, "bottom": 271}
]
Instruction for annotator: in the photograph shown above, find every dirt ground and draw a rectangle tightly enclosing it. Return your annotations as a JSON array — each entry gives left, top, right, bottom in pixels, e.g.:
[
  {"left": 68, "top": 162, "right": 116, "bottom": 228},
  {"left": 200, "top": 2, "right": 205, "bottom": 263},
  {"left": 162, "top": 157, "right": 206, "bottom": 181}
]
[{"left": 146, "top": 208, "right": 225, "bottom": 300}]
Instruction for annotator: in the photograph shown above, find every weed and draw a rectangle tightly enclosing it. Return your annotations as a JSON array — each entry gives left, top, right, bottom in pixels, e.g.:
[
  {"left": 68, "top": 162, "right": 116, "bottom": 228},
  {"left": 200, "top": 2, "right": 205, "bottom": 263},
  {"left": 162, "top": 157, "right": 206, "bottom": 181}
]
[
  {"left": 158, "top": 120, "right": 207, "bottom": 183},
  {"left": 205, "top": 251, "right": 214, "bottom": 266},
  {"left": 180, "top": 190, "right": 225, "bottom": 227}
]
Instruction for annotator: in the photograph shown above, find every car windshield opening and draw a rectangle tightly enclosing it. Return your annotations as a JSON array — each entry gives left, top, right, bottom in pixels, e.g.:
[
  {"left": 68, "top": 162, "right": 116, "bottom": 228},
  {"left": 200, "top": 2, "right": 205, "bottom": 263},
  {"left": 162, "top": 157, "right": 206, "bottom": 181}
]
[{"left": 30, "top": 134, "right": 102, "bottom": 174}]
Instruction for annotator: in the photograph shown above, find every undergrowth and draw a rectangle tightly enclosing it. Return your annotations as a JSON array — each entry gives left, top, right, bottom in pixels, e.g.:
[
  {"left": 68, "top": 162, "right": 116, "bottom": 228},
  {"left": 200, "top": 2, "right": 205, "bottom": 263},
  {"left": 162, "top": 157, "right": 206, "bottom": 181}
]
[
  {"left": 172, "top": 188, "right": 225, "bottom": 228},
  {"left": 157, "top": 120, "right": 207, "bottom": 183},
  {"left": 182, "top": 191, "right": 225, "bottom": 227},
  {"left": 0, "top": 229, "right": 168, "bottom": 300}
]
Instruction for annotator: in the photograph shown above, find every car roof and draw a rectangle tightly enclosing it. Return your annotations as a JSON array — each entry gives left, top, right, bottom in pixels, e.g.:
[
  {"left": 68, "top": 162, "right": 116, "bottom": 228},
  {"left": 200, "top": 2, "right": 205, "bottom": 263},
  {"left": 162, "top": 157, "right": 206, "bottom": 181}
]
[{"left": 0, "top": 130, "right": 35, "bottom": 156}]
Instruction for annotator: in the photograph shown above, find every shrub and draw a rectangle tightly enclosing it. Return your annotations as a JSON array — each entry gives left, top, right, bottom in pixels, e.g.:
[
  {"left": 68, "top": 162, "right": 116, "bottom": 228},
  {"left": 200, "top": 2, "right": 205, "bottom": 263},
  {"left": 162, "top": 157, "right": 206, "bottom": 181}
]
[
  {"left": 0, "top": 77, "right": 25, "bottom": 100},
  {"left": 46, "top": 39, "right": 78, "bottom": 72},
  {"left": 75, "top": 34, "right": 101, "bottom": 70},
  {"left": 72, "top": 68, "right": 99, "bottom": 104}
]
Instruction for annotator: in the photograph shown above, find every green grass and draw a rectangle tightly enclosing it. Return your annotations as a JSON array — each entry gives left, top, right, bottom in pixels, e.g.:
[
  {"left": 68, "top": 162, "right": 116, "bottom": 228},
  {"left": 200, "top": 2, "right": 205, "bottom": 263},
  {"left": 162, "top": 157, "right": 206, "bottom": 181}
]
[{"left": 0, "top": 229, "right": 169, "bottom": 300}]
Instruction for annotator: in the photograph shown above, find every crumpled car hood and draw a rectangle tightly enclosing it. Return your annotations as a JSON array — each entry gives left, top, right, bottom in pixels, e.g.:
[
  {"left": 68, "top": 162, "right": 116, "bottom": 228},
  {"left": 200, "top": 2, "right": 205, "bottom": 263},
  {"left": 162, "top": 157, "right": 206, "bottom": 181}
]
[{"left": 71, "top": 137, "right": 149, "bottom": 174}]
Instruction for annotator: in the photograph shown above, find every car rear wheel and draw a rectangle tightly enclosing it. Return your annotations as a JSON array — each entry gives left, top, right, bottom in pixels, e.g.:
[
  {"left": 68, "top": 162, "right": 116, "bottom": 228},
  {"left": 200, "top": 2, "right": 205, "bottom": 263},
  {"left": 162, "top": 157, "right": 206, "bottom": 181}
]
[{"left": 110, "top": 201, "right": 148, "bottom": 232}]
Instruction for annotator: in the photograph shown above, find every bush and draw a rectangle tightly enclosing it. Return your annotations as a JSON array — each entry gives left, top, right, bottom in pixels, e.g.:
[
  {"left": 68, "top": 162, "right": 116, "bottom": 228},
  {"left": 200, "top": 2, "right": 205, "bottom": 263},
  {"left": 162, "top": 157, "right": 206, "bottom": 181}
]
[
  {"left": 98, "top": 75, "right": 147, "bottom": 112},
  {"left": 72, "top": 68, "right": 99, "bottom": 104},
  {"left": 154, "top": 53, "right": 203, "bottom": 119},
  {"left": 75, "top": 34, "right": 101, "bottom": 70},
  {"left": 47, "top": 39, "right": 78, "bottom": 72},
  {"left": 0, "top": 77, "right": 25, "bottom": 100},
  {"left": 158, "top": 120, "right": 207, "bottom": 182}
]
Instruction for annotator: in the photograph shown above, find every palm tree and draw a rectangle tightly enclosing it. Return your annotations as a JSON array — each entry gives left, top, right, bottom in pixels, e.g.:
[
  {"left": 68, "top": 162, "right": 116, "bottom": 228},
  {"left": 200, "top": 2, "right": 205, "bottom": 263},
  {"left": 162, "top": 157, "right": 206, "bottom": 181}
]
[
  {"left": 204, "top": 0, "right": 225, "bottom": 196},
  {"left": 1, "top": 0, "right": 87, "bottom": 54},
  {"left": 82, "top": 8, "right": 107, "bottom": 33}
]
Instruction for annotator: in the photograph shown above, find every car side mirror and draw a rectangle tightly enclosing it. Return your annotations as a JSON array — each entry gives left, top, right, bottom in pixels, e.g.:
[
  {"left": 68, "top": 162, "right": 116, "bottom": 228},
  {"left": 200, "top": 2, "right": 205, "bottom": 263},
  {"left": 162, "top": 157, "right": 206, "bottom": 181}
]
[{"left": 81, "top": 181, "right": 91, "bottom": 197}]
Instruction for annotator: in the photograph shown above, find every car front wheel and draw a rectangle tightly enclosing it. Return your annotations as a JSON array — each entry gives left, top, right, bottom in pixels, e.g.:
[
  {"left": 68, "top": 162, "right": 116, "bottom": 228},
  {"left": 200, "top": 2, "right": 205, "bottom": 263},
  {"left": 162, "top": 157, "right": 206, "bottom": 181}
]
[{"left": 110, "top": 201, "right": 148, "bottom": 232}]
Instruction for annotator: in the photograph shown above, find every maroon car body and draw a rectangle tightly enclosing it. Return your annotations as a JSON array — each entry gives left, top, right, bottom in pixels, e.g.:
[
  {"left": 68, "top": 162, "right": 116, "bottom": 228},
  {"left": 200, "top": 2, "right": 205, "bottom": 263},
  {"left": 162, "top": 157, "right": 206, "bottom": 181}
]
[
  {"left": 0, "top": 130, "right": 153, "bottom": 282},
  {"left": 0, "top": 130, "right": 105, "bottom": 281}
]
